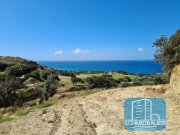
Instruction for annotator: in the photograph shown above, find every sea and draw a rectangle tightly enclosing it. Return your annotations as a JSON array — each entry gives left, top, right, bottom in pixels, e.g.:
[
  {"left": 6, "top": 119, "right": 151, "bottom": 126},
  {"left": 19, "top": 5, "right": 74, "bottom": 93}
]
[{"left": 37, "top": 60, "right": 163, "bottom": 74}]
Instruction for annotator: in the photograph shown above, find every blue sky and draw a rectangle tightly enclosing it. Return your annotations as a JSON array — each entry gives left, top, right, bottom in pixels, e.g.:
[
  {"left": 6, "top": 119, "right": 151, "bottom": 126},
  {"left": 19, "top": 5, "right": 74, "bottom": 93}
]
[{"left": 0, "top": 0, "right": 180, "bottom": 61}]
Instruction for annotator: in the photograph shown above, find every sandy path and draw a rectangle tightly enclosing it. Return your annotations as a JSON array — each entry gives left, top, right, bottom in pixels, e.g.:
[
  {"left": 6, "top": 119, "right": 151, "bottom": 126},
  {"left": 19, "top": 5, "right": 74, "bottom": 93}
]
[{"left": 0, "top": 85, "right": 179, "bottom": 135}]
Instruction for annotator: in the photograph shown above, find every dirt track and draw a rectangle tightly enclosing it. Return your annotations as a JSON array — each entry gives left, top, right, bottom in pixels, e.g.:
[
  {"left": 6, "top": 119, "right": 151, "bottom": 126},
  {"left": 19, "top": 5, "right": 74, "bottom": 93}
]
[{"left": 0, "top": 85, "right": 179, "bottom": 135}]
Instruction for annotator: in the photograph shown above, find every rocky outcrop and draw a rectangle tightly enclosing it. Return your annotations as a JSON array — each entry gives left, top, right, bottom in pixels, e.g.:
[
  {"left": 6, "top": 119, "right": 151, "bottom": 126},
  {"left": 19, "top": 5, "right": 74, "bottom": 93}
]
[{"left": 169, "top": 64, "right": 180, "bottom": 98}]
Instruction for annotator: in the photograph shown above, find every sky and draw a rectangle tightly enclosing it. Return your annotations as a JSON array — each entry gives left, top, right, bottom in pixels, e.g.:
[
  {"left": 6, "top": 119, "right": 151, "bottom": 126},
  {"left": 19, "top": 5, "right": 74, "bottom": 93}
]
[{"left": 0, "top": 0, "right": 180, "bottom": 61}]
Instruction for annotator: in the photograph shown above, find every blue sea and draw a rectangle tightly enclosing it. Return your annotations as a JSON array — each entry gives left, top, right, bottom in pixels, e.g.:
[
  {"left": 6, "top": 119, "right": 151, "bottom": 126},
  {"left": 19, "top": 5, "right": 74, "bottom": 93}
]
[{"left": 37, "top": 60, "right": 163, "bottom": 74}]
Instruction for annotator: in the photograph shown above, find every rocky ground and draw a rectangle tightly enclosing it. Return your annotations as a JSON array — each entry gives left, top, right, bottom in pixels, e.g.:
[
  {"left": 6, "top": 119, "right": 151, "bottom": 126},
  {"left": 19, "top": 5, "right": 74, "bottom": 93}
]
[{"left": 0, "top": 85, "right": 179, "bottom": 135}]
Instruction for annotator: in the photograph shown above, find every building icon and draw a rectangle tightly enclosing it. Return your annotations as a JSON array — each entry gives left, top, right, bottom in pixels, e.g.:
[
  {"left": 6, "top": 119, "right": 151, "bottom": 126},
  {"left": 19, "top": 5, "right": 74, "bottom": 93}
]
[
  {"left": 132, "top": 99, "right": 152, "bottom": 120},
  {"left": 125, "top": 98, "right": 166, "bottom": 131}
]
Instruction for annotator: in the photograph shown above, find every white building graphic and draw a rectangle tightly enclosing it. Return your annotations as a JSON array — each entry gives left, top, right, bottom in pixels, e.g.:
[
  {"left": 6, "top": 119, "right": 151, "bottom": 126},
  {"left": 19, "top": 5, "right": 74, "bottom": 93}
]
[{"left": 132, "top": 99, "right": 160, "bottom": 120}]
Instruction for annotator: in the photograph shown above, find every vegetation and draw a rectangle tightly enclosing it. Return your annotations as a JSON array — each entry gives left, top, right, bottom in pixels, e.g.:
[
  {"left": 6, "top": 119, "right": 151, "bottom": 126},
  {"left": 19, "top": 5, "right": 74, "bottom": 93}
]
[
  {"left": 0, "top": 116, "right": 14, "bottom": 123},
  {"left": 135, "top": 74, "right": 168, "bottom": 85},
  {"left": 56, "top": 70, "right": 76, "bottom": 77},
  {"left": 30, "top": 70, "right": 41, "bottom": 81},
  {"left": 0, "top": 75, "right": 23, "bottom": 107},
  {"left": 69, "top": 85, "right": 87, "bottom": 92},
  {"left": 35, "top": 100, "right": 54, "bottom": 109},
  {"left": 42, "top": 75, "right": 59, "bottom": 101},
  {"left": 71, "top": 77, "right": 84, "bottom": 85},
  {"left": 0, "top": 56, "right": 170, "bottom": 110},
  {"left": 85, "top": 76, "right": 117, "bottom": 89},
  {"left": 153, "top": 30, "right": 180, "bottom": 77},
  {"left": 15, "top": 108, "right": 30, "bottom": 116},
  {"left": 121, "top": 82, "right": 131, "bottom": 87},
  {"left": 0, "top": 56, "right": 59, "bottom": 107},
  {"left": 0, "top": 56, "right": 172, "bottom": 125}
]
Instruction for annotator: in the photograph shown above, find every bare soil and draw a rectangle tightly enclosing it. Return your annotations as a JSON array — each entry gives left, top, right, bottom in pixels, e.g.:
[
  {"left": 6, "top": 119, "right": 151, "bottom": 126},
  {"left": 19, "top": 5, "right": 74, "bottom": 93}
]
[{"left": 0, "top": 85, "right": 179, "bottom": 135}]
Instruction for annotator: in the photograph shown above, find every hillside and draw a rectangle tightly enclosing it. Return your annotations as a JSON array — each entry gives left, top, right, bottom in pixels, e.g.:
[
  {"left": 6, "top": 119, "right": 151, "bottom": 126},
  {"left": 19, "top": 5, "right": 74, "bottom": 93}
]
[
  {"left": 0, "top": 84, "right": 179, "bottom": 135},
  {"left": 0, "top": 56, "right": 59, "bottom": 107},
  {"left": 0, "top": 63, "right": 180, "bottom": 135},
  {"left": 0, "top": 57, "right": 179, "bottom": 135}
]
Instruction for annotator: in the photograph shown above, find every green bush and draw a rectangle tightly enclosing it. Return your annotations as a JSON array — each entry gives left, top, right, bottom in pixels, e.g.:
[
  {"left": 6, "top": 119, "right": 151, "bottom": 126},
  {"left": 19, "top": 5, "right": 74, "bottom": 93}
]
[
  {"left": 121, "top": 82, "right": 131, "bottom": 87},
  {"left": 122, "top": 76, "right": 132, "bottom": 82},
  {"left": 31, "top": 70, "right": 41, "bottom": 80},
  {"left": 85, "top": 76, "right": 117, "bottom": 89},
  {"left": 42, "top": 75, "right": 59, "bottom": 101},
  {"left": 40, "top": 70, "right": 51, "bottom": 80},
  {"left": 153, "top": 74, "right": 169, "bottom": 85},
  {"left": 69, "top": 85, "right": 87, "bottom": 92},
  {"left": 131, "top": 81, "right": 142, "bottom": 86},
  {"left": 116, "top": 78, "right": 123, "bottom": 83},
  {"left": 0, "top": 75, "right": 23, "bottom": 107},
  {"left": 5, "top": 64, "right": 35, "bottom": 77},
  {"left": 0, "top": 62, "right": 8, "bottom": 71},
  {"left": 134, "top": 74, "right": 168, "bottom": 85},
  {"left": 102, "top": 74, "right": 112, "bottom": 78},
  {"left": 71, "top": 77, "right": 84, "bottom": 85},
  {"left": 56, "top": 70, "right": 76, "bottom": 77}
]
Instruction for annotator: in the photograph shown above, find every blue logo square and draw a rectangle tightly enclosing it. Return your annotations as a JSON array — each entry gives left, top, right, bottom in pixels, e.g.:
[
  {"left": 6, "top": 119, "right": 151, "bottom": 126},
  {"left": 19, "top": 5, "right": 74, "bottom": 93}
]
[{"left": 124, "top": 98, "right": 166, "bottom": 131}]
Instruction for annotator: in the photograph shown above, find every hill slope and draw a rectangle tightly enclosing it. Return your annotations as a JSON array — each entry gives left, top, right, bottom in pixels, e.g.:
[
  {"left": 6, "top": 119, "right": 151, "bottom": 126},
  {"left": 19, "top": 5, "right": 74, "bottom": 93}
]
[
  {"left": 0, "top": 56, "right": 59, "bottom": 107},
  {"left": 0, "top": 85, "right": 179, "bottom": 135}
]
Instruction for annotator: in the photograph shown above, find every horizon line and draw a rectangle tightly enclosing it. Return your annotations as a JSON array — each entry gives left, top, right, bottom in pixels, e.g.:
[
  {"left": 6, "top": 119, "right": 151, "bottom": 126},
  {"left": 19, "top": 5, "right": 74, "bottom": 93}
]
[{"left": 36, "top": 59, "right": 155, "bottom": 62}]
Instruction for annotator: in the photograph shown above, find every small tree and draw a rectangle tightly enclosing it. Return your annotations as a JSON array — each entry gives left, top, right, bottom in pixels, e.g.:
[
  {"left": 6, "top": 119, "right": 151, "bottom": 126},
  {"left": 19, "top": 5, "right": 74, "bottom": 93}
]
[
  {"left": 0, "top": 75, "right": 23, "bottom": 107},
  {"left": 153, "top": 30, "right": 180, "bottom": 77},
  {"left": 42, "top": 75, "right": 59, "bottom": 101}
]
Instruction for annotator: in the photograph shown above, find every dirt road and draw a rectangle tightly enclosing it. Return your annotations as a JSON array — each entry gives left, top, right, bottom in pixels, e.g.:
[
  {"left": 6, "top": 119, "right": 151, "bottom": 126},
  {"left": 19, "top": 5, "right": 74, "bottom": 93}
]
[{"left": 0, "top": 85, "right": 179, "bottom": 135}]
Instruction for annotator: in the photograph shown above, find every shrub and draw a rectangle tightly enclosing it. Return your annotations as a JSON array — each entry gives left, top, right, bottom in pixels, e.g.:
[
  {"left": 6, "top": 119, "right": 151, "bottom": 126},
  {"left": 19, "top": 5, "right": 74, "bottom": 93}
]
[
  {"left": 71, "top": 77, "right": 84, "bottom": 85},
  {"left": 30, "top": 70, "right": 41, "bottom": 80},
  {"left": 56, "top": 70, "right": 76, "bottom": 77},
  {"left": 69, "top": 85, "right": 87, "bottom": 92},
  {"left": 153, "top": 74, "right": 169, "bottom": 85},
  {"left": 0, "top": 62, "right": 8, "bottom": 71},
  {"left": 121, "top": 82, "right": 131, "bottom": 87},
  {"left": 102, "top": 74, "right": 112, "bottom": 78},
  {"left": 132, "top": 81, "right": 142, "bottom": 86},
  {"left": 122, "top": 76, "right": 132, "bottom": 82},
  {"left": 40, "top": 70, "right": 51, "bottom": 80},
  {"left": 134, "top": 74, "right": 168, "bottom": 85},
  {"left": 42, "top": 75, "right": 59, "bottom": 101},
  {"left": 116, "top": 78, "right": 123, "bottom": 83},
  {"left": 0, "top": 75, "right": 23, "bottom": 107},
  {"left": 85, "top": 76, "right": 117, "bottom": 89},
  {"left": 5, "top": 64, "right": 35, "bottom": 77}
]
